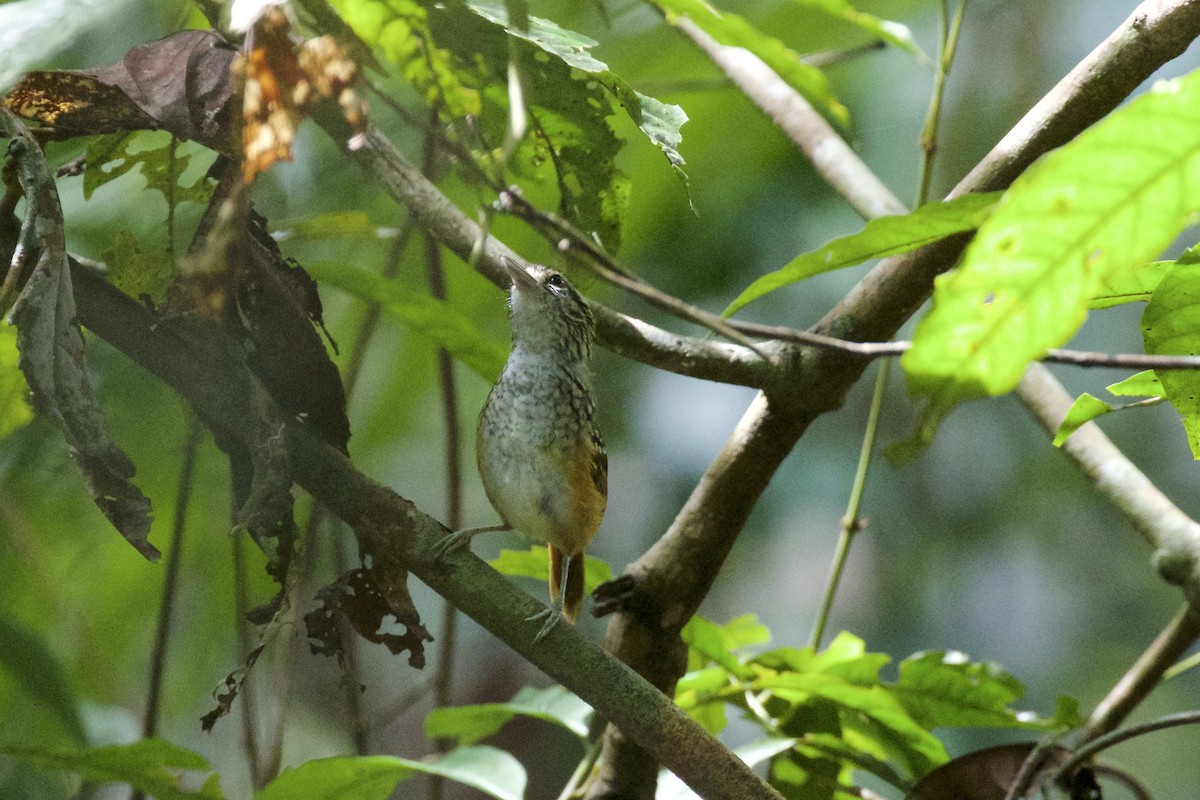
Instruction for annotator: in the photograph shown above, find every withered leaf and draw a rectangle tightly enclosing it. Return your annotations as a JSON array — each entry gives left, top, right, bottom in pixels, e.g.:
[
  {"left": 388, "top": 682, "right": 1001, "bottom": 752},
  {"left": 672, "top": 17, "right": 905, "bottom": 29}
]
[
  {"left": 1, "top": 109, "right": 157, "bottom": 560},
  {"left": 201, "top": 643, "right": 265, "bottom": 732},
  {"left": 241, "top": 6, "right": 365, "bottom": 183},
  {"left": 906, "top": 743, "right": 1100, "bottom": 800},
  {"left": 306, "top": 564, "right": 432, "bottom": 671},
  {"left": 4, "top": 30, "right": 236, "bottom": 153}
]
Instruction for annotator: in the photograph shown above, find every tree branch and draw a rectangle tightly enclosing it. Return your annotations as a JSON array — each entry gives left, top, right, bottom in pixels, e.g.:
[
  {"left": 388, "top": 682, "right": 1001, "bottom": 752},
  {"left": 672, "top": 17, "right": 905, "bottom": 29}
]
[{"left": 66, "top": 258, "right": 785, "bottom": 800}]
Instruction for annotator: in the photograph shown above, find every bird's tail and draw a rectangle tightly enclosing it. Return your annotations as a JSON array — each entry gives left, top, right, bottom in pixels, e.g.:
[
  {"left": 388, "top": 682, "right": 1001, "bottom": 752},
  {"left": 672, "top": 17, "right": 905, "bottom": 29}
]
[{"left": 549, "top": 545, "right": 586, "bottom": 623}]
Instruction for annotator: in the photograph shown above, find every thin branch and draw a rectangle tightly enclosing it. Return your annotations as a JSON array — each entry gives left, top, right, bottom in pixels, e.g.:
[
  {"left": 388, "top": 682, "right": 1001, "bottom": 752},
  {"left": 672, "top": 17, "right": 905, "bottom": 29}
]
[
  {"left": 66, "top": 258, "right": 788, "bottom": 800},
  {"left": 809, "top": 362, "right": 889, "bottom": 650},
  {"left": 1057, "top": 710, "right": 1200, "bottom": 780},
  {"left": 672, "top": 16, "right": 907, "bottom": 220},
  {"left": 916, "top": 1, "right": 965, "bottom": 206},
  {"left": 1082, "top": 605, "right": 1200, "bottom": 741}
]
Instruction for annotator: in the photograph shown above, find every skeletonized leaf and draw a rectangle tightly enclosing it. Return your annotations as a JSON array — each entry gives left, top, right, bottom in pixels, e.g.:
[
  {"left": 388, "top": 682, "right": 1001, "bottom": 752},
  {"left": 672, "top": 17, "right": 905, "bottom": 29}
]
[
  {"left": 902, "top": 70, "right": 1200, "bottom": 458},
  {"left": 724, "top": 192, "right": 1000, "bottom": 317}
]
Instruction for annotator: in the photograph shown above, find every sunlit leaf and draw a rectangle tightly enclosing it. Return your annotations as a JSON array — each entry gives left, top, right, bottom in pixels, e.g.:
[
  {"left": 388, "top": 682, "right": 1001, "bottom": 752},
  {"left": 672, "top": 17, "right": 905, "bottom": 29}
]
[
  {"left": 1053, "top": 394, "right": 1112, "bottom": 446},
  {"left": 654, "top": 0, "right": 849, "bottom": 127},
  {"left": 723, "top": 192, "right": 1000, "bottom": 317},
  {"left": 1089, "top": 260, "right": 1173, "bottom": 309},
  {"left": 1, "top": 740, "right": 224, "bottom": 800},
  {"left": 425, "top": 685, "right": 591, "bottom": 745},
  {"left": 1107, "top": 370, "right": 1163, "bottom": 397},
  {"left": 305, "top": 261, "right": 507, "bottom": 381},
  {"left": 902, "top": 70, "right": 1200, "bottom": 457}
]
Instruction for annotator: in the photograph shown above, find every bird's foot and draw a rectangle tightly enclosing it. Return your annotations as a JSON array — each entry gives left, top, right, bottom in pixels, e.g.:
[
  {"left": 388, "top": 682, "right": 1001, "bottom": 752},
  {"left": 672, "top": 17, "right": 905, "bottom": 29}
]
[
  {"left": 433, "top": 523, "right": 508, "bottom": 560},
  {"left": 527, "top": 600, "right": 566, "bottom": 644}
]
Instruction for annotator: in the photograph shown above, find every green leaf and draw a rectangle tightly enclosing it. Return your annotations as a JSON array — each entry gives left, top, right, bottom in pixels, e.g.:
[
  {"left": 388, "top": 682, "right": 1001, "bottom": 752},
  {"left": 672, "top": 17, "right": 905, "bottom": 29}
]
[
  {"left": 892, "top": 651, "right": 1048, "bottom": 729},
  {"left": 1, "top": 740, "right": 224, "bottom": 800},
  {"left": 673, "top": 666, "right": 731, "bottom": 735},
  {"left": 257, "top": 757, "right": 412, "bottom": 800},
  {"left": 257, "top": 748, "right": 526, "bottom": 800},
  {"left": 425, "top": 685, "right": 591, "bottom": 745},
  {"left": 903, "top": 70, "right": 1200, "bottom": 456},
  {"left": 654, "top": 0, "right": 849, "bottom": 128},
  {"left": 0, "top": 619, "right": 86, "bottom": 744},
  {"left": 723, "top": 193, "right": 1000, "bottom": 317},
  {"left": 1089, "top": 260, "right": 1173, "bottom": 309},
  {"left": 305, "top": 261, "right": 507, "bottom": 382},
  {"left": 1107, "top": 370, "right": 1163, "bottom": 397},
  {"left": 1143, "top": 259, "right": 1200, "bottom": 457},
  {"left": 754, "top": 670, "right": 946, "bottom": 777},
  {"left": 0, "top": 324, "right": 33, "bottom": 440},
  {"left": 682, "top": 616, "right": 753, "bottom": 677},
  {"left": 1052, "top": 393, "right": 1112, "bottom": 447},
  {"left": 792, "top": 0, "right": 929, "bottom": 63},
  {"left": 488, "top": 545, "right": 613, "bottom": 594}
]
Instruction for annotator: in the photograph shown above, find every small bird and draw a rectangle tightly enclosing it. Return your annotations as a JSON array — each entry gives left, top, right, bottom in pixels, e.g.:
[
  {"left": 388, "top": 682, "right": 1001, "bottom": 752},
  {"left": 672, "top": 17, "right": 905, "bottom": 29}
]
[{"left": 439, "top": 258, "right": 607, "bottom": 642}]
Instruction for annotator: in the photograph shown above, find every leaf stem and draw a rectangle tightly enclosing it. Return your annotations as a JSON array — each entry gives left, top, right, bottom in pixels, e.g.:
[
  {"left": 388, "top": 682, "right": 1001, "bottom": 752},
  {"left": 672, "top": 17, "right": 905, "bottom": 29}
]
[{"left": 809, "top": 361, "right": 890, "bottom": 650}]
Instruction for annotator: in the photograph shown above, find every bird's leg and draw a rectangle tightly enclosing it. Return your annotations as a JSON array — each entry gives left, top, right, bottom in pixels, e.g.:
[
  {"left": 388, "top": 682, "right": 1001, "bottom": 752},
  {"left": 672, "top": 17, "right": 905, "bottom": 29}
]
[
  {"left": 434, "top": 523, "right": 510, "bottom": 559},
  {"left": 528, "top": 551, "right": 573, "bottom": 643}
]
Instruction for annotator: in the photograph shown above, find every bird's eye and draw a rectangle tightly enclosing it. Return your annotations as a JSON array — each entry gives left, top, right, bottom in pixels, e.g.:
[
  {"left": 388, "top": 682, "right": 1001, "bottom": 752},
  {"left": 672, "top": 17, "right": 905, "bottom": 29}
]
[{"left": 546, "top": 274, "right": 566, "bottom": 291}]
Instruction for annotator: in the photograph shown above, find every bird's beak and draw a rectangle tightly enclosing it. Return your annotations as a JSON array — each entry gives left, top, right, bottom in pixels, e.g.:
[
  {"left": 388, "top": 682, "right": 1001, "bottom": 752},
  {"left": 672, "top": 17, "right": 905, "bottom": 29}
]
[{"left": 501, "top": 257, "right": 539, "bottom": 290}]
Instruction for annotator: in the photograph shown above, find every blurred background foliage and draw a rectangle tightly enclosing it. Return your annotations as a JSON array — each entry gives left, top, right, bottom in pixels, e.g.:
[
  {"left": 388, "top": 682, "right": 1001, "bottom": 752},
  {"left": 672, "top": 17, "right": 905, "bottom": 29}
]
[{"left": 1, "top": 0, "right": 1199, "bottom": 798}]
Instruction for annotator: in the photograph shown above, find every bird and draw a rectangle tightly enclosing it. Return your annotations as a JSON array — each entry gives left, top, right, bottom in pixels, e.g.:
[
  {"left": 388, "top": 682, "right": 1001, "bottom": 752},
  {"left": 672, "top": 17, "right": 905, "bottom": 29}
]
[{"left": 438, "top": 257, "right": 607, "bottom": 643}]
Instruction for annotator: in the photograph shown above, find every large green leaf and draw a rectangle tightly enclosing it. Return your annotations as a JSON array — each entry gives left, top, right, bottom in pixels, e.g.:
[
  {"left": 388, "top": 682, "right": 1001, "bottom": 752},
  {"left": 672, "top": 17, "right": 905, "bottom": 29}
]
[
  {"left": 425, "top": 685, "right": 592, "bottom": 745},
  {"left": 654, "top": 0, "right": 849, "bottom": 127},
  {"left": 257, "top": 748, "right": 526, "bottom": 800},
  {"left": 723, "top": 192, "right": 1000, "bottom": 317},
  {"left": 305, "top": 261, "right": 507, "bottom": 381},
  {"left": 1, "top": 740, "right": 224, "bottom": 800},
  {"left": 1089, "top": 260, "right": 1173, "bottom": 309},
  {"left": 682, "top": 613, "right": 771, "bottom": 674},
  {"left": 1143, "top": 260, "right": 1200, "bottom": 457},
  {"left": 902, "top": 69, "right": 1200, "bottom": 455}
]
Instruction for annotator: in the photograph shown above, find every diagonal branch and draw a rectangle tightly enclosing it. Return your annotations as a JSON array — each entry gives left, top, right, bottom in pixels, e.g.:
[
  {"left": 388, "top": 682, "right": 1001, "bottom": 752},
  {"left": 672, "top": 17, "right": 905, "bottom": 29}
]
[{"left": 65, "top": 258, "right": 786, "bottom": 800}]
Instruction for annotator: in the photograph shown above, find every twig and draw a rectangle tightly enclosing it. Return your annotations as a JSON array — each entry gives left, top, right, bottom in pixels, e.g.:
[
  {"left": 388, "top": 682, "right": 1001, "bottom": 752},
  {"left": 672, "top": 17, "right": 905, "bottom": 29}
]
[
  {"left": 809, "top": 361, "right": 889, "bottom": 650},
  {"left": 1081, "top": 604, "right": 1200, "bottom": 742},
  {"left": 1057, "top": 710, "right": 1200, "bottom": 781},
  {"left": 231, "top": 529, "right": 263, "bottom": 788},
  {"left": 134, "top": 416, "right": 204, "bottom": 800},
  {"left": 916, "top": 1, "right": 965, "bottom": 206}
]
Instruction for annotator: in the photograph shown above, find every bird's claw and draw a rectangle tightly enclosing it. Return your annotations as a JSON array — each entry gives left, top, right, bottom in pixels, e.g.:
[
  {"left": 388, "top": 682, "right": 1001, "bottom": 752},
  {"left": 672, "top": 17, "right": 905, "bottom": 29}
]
[{"left": 527, "top": 603, "right": 564, "bottom": 644}]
